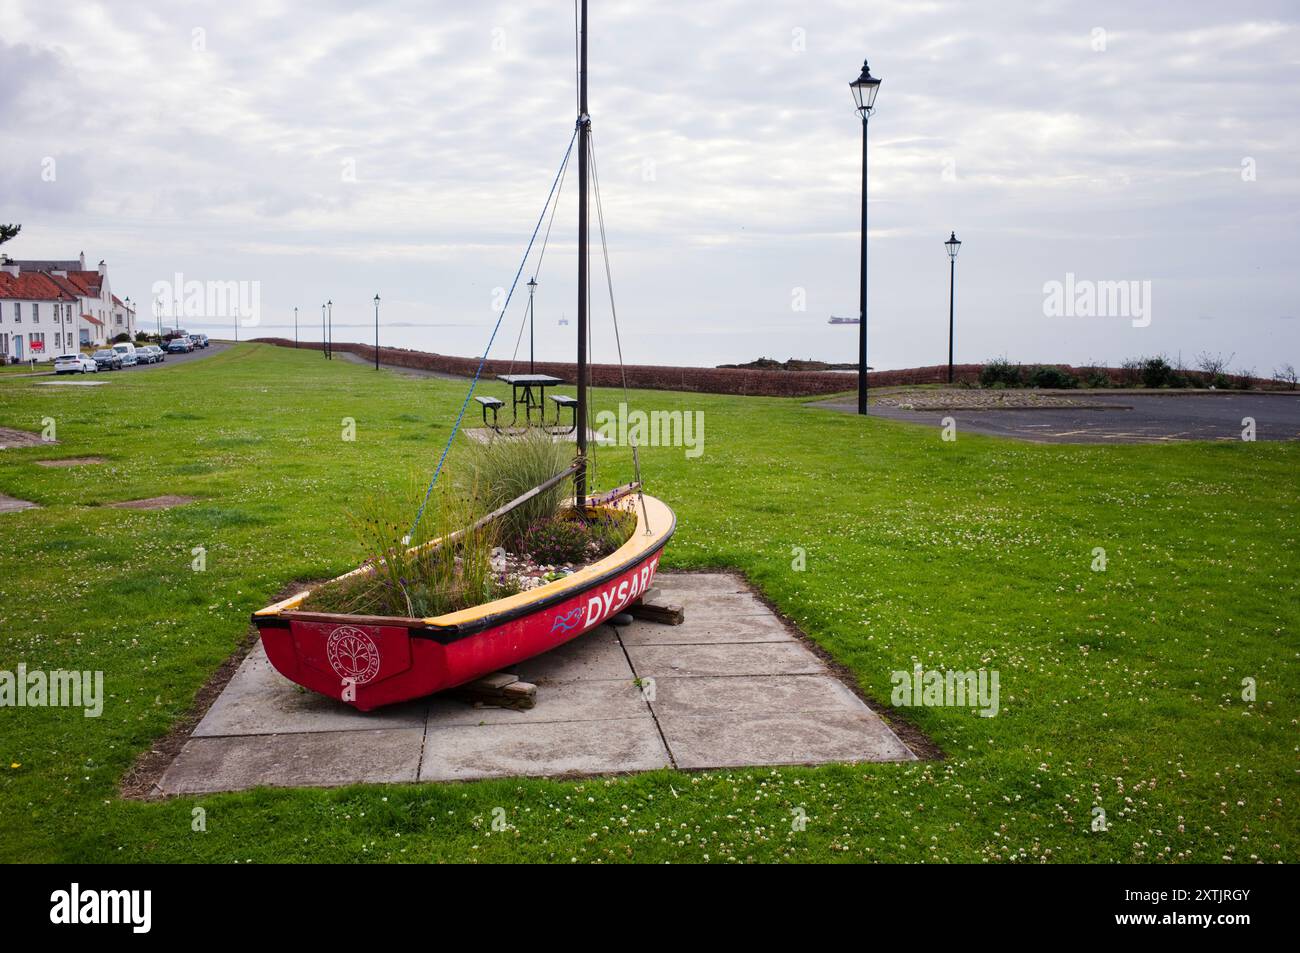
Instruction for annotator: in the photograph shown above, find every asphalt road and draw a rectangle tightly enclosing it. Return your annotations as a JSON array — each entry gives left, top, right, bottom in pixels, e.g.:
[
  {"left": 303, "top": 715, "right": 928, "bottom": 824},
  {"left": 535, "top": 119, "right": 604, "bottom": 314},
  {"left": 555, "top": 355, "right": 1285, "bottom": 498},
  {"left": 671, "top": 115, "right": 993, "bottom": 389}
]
[
  {"left": 812, "top": 392, "right": 1300, "bottom": 443},
  {"left": 14, "top": 341, "right": 230, "bottom": 377}
]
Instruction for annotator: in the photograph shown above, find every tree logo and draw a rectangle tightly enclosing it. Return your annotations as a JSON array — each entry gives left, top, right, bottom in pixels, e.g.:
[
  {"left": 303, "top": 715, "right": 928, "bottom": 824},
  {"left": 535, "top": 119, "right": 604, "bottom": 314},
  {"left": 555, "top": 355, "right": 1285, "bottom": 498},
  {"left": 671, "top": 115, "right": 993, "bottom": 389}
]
[{"left": 326, "top": 626, "right": 381, "bottom": 685}]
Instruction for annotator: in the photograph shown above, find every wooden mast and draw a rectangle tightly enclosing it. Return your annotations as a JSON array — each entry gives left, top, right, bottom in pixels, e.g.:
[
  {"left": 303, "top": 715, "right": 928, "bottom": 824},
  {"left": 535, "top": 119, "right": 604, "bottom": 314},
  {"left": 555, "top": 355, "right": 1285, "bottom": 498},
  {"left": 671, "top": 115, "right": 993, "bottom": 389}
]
[{"left": 575, "top": 0, "right": 590, "bottom": 507}]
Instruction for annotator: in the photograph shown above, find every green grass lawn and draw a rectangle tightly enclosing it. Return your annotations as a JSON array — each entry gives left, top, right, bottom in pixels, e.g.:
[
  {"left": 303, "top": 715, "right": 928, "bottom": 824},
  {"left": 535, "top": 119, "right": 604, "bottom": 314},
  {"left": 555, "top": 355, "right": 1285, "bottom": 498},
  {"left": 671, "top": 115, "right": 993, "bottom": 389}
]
[{"left": 0, "top": 343, "right": 1295, "bottom": 863}]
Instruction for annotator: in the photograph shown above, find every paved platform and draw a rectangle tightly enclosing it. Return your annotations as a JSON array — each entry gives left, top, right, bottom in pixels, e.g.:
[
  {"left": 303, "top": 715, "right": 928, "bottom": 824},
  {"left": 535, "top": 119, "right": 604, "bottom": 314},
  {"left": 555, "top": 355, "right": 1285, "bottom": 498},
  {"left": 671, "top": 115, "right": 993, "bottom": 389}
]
[
  {"left": 158, "top": 572, "right": 913, "bottom": 794},
  {"left": 811, "top": 392, "right": 1300, "bottom": 443}
]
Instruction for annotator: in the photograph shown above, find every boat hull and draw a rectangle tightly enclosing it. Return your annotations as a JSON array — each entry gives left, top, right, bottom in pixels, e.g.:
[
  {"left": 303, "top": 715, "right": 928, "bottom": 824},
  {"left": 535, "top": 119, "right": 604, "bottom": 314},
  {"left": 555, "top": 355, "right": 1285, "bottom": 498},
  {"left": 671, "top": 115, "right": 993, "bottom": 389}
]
[{"left": 254, "top": 495, "right": 672, "bottom": 711}]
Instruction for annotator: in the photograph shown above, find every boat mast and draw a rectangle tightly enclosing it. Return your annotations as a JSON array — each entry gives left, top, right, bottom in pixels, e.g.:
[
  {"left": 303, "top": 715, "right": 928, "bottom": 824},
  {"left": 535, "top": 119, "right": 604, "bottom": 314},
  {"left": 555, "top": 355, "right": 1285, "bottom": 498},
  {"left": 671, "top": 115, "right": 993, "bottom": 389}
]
[{"left": 575, "top": 0, "right": 590, "bottom": 507}]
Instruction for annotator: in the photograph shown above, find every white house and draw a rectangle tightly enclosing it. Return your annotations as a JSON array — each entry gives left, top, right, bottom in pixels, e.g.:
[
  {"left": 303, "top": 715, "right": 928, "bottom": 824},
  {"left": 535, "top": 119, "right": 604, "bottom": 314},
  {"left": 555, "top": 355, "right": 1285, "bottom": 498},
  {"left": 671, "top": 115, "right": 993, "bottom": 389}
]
[
  {"left": 0, "top": 263, "right": 80, "bottom": 362},
  {"left": 0, "top": 252, "right": 135, "bottom": 355}
]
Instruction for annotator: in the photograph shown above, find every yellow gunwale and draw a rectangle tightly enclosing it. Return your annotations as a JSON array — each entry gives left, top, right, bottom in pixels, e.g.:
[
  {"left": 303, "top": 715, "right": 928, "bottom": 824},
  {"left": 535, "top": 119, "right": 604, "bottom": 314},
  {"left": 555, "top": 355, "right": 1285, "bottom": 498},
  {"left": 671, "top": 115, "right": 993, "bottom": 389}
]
[{"left": 253, "top": 493, "right": 673, "bottom": 627}]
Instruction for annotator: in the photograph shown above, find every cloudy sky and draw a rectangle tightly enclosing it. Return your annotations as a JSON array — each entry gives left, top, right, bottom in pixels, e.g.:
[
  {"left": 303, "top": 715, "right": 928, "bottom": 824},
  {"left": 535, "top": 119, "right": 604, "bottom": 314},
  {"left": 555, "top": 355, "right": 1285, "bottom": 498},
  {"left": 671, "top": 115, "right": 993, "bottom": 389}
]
[{"left": 3, "top": 0, "right": 1298, "bottom": 373}]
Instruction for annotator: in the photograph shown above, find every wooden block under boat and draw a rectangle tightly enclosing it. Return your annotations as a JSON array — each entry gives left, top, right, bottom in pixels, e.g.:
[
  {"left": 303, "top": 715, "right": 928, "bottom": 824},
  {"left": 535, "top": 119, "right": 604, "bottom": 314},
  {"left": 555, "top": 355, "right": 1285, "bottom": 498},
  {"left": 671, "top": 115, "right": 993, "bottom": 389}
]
[
  {"left": 450, "top": 673, "right": 538, "bottom": 710},
  {"left": 628, "top": 600, "right": 684, "bottom": 625}
]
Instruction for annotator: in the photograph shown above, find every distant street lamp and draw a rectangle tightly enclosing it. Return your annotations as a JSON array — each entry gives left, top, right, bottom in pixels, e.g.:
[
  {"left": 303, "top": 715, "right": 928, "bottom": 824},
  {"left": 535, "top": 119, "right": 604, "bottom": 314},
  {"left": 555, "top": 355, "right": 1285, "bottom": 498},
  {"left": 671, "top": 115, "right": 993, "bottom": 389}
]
[
  {"left": 526, "top": 276, "right": 538, "bottom": 373},
  {"left": 374, "top": 294, "right": 380, "bottom": 370},
  {"left": 327, "top": 299, "right": 333, "bottom": 360},
  {"left": 850, "top": 60, "right": 881, "bottom": 415},
  {"left": 945, "top": 232, "right": 961, "bottom": 384}
]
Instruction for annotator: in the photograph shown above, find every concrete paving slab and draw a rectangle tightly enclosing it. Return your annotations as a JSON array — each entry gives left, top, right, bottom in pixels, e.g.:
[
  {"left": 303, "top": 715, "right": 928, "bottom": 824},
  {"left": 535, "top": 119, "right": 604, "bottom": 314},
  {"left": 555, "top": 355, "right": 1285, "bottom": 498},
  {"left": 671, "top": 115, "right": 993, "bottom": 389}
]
[
  {"left": 626, "top": 641, "right": 825, "bottom": 678},
  {"left": 649, "top": 591, "right": 772, "bottom": 617},
  {"left": 159, "top": 728, "right": 425, "bottom": 794},
  {"left": 420, "top": 718, "right": 670, "bottom": 781},
  {"left": 427, "top": 678, "right": 651, "bottom": 726},
  {"left": 618, "top": 610, "right": 793, "bottom": 646},
  {"left": 656, "top": 710, "right": 914, "bottom": 769},
  {"left": 647, "top": 674, "right": 864, "bottom": 717},
  {"left": 510, "top": 629, "right": 633, "bottom": 683},
  {"left": 155, "top": 571, "right": 923, "bottom": 792},
  {"left": 0, "top": 493, "right": 38, "bottom": 513},
  {"left": 655, "top": 572, "right": 743, "bottom": 593},
  {"left": 194, "top": 643, "right": 426, "bottom": 737}
]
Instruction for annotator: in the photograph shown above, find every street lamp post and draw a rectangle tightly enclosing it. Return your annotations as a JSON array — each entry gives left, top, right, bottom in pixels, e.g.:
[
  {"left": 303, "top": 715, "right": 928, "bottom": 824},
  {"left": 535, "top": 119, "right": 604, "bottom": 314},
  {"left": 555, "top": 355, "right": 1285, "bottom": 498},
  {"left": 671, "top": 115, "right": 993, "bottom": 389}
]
[
  {"left": 374, "top": 294, "right": 380, "bottom": 370},
  {"left": 850, "top": 60, "right": 881, "bottom": 416},
  {"left": 526, "top": 277, "right": 538, "bottom": 374},
  {"left": 326, "top": 299, "right": 333, "bottom": 359},
  {"left": 945, "top": 231, "right": 961, "bottom": 384}
]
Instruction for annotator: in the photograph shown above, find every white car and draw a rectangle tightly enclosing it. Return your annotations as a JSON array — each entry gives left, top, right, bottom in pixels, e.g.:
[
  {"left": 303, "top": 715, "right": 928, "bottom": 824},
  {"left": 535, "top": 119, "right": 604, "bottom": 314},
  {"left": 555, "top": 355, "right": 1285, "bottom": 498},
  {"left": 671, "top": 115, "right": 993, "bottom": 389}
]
[{"left": 54, "top": 353, "right": 98, "bottom": 375}]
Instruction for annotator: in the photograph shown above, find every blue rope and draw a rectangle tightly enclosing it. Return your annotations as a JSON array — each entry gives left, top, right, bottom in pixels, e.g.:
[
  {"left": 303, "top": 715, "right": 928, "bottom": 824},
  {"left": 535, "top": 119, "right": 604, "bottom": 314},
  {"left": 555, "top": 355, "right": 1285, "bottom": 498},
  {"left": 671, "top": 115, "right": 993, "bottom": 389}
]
[{"left": 407, "top": 126, "right": 579, "bottom": 542}]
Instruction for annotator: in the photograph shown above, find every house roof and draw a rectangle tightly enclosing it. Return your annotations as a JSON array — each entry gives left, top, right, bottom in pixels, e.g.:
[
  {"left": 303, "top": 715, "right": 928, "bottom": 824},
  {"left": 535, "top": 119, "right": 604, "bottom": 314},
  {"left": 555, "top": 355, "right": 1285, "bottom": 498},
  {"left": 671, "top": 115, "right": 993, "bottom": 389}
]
[
  {"left": 0, "top": 271, "right": 79, "bottom": 301},
  {"left": 81, "top": 314, "right": 104, "bottom": 326}
]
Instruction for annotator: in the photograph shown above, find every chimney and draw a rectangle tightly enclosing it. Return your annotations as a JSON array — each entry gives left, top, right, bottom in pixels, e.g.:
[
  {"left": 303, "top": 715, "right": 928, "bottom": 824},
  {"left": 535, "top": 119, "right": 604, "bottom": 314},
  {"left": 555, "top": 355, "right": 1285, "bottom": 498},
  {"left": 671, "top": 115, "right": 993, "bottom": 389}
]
[
  {"left": 1, "top": 263, "right": 19, "bottom": 277},
  {"left": 98, "top": 259, "right": 107, "bottom": 276},
  {"left": 79, "top": 252, "right": 86, "bottom": 270}
]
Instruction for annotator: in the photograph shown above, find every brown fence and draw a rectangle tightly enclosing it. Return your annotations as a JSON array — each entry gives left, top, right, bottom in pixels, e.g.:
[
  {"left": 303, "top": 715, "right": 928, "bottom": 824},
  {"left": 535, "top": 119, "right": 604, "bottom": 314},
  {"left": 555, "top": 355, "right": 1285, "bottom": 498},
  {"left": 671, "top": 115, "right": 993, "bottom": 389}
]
[
  {"left": 250, "top": 338, "right": 989, "bottom": 397},
  {"left": 248, "top": 340, "right": 1284, "bottom": 396}
]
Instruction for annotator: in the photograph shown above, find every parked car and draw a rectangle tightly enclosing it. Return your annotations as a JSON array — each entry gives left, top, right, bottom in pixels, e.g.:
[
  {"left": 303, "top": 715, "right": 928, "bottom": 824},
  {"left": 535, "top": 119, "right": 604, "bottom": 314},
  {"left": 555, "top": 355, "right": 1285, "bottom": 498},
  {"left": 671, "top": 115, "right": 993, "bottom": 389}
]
[
  {"left": 91, "top": 349, "right": 123, "bottom": 370},
  {"left": 112, "top": 343, "right": 138, "bottom": 366},
  {"left": 142, "top": 345, "right": 165, "bottom": 363},
  {"left": 194, "top": 334, "right": 210, "bottom": 348},
  {"left": 134, "top": 347, "right": 156, "bottom": 364},
  {"left": 54, "top": 353, "right": 98, "bottom": 375},
  {"left": 166, "top": 338, "right": 192, "bottom": 354}
]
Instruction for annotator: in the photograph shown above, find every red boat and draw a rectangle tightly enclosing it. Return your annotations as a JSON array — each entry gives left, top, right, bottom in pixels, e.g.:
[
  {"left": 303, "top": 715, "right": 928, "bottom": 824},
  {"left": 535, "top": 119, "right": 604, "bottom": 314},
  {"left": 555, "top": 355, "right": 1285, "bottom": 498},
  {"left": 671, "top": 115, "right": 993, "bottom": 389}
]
[
  {"left": 253, "top": 0, "right": 670, "bottom": 711},
  {"left": 253, "top": 494, "right": 672, "bottom": 711}
]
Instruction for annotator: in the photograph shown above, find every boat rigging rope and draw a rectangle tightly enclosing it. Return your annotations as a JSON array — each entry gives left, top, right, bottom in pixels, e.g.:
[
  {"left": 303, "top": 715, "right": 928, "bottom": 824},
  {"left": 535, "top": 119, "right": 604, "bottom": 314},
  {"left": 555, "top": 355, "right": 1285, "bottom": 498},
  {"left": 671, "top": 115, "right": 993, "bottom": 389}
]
[
  {"left": 506, "top": 138, "right": 571, "bottom": 374},
  {"left": 588, "top": 130, "right": 651, "bottom": 533},
  {"left": 407, "top": 126, "right": 578, "bottom": 543}
]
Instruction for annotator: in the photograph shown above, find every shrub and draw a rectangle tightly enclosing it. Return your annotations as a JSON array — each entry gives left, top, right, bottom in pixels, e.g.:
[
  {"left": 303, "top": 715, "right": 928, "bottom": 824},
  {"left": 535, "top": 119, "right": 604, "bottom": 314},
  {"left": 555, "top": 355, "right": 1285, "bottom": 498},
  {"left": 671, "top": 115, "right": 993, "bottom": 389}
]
[
  {"left": 1141, "top": 357, "right": 1173, "bottom": 388},
  {"left": 980, "top": 358, "right": 1023, "bottom": 388},
  {"left": 460, "top": 429, "right": 572, "bottom": 542},
  {"left": 1273, "top": 363, "right": 1298, "bottom": 390},
  {"left": 1083, "top": 369, "right": 1111, "bottom": 389},
  {"left": 1117, "top": 358, "right": 1143, "bottom": 387},
  {"left": 519, "top": 517, "right": 591, "bottom": 565},
  {"left": 1027, "top": 365, "right": 1078, "bottom": 389}
]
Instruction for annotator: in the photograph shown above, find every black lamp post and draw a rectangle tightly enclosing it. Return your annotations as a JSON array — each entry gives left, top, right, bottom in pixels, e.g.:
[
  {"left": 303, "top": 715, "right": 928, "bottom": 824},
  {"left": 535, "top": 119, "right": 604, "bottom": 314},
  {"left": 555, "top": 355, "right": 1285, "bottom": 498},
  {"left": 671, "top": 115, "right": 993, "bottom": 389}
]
[
  {"left": 373, "top": 294, "right": 380, "bottom": 370},
  {"left": 850, "top": 60, "right": 881, "bottom": 415},
  {"left": 526, "top": 276, "right": 538, "bottom": 374},
  {"left": 945, "top": 231, "right": 961, "bottom": 384},
  {"left": 326, "top": 299, "right": 333, "bottom": 359}
]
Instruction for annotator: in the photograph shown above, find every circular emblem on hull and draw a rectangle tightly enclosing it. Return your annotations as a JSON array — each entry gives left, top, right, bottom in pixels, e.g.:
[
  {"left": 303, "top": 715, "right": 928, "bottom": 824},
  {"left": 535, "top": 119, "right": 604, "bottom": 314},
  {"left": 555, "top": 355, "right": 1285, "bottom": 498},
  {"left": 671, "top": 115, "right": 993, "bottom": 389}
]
[{"left": 326, "top": 625, "right": 381, "bottom": 685}]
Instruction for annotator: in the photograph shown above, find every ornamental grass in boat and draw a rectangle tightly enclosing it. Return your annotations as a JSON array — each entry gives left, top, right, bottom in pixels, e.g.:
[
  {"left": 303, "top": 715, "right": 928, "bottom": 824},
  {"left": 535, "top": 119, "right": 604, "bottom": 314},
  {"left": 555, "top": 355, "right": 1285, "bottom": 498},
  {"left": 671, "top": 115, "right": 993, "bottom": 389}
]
[{"left": 300, "top": 455, "right": 637, "bottom": 618}]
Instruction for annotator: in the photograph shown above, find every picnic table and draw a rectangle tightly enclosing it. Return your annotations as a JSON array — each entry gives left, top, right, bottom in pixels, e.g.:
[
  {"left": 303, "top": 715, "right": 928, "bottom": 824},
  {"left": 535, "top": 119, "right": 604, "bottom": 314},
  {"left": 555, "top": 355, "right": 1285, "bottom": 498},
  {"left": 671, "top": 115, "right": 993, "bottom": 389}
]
[{"left": 495, "top": 374, "right": 575, "bottom": 430}]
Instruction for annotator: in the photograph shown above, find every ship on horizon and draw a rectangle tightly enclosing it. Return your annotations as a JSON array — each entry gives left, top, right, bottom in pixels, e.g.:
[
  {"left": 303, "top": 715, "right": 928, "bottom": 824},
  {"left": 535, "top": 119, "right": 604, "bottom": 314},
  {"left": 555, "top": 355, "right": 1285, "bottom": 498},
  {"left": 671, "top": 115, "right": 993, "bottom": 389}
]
[{"left": 828, "top": 315, "right": 861, "bottom": 325}]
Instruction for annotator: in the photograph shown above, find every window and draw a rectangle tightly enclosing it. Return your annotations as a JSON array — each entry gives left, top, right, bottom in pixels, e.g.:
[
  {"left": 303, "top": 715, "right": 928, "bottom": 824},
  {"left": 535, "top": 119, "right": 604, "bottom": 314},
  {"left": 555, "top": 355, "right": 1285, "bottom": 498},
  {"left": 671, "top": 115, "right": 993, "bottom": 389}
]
[
  {"left": 32, "top": 303, "right": 40, "bottom": 323},
  {"left": 13, "top": 302, "right": 20, "bottom": 323}
]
